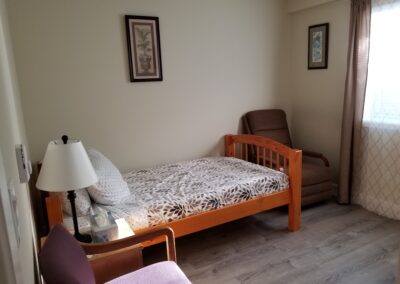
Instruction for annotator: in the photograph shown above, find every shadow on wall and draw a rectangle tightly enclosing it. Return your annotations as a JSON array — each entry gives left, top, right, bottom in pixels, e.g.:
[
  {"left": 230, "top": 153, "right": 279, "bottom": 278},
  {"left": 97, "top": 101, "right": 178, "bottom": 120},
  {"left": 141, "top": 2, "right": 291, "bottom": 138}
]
[
  {"left": 205, "top": 117, "right": 244, "bottom": 157},
  {"left": 206, "top": 138, "right": 224, "bottom": 157}
]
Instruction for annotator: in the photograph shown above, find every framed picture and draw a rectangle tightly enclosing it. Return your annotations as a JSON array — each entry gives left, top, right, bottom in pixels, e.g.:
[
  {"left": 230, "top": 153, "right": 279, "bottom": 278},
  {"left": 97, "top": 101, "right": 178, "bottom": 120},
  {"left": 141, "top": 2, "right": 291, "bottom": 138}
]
[
  {"left": 308, "top": 23, "right": 329, "bottom": 69},
  {"left": 125, "top": 15, "right": 163, "bottom": 82}
]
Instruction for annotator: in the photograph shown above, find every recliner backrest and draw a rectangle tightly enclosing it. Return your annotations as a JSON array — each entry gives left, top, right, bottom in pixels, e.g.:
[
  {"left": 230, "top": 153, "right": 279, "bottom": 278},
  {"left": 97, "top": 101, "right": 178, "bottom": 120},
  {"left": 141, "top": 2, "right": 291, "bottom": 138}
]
[{"left": 243, "top": 109, "right": 292, "bottom": 147}]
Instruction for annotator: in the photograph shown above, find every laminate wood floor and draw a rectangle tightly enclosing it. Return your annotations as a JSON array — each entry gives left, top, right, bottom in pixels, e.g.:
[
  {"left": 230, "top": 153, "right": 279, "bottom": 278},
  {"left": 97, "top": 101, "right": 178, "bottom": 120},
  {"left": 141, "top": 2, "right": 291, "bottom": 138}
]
[{"left": 143, "top": 201, "right": 400, "bottom": 284}]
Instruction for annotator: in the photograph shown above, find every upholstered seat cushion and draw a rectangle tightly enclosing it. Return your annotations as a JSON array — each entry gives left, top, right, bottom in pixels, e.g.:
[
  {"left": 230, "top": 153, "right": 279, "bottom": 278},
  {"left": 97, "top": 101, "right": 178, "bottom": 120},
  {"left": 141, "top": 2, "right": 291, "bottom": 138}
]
[
  {"left": 105, "top": 261, "right": 191, "bottom": 284},
  {"left": 302, "top": 160, "right": 331, "bottom": 186}
]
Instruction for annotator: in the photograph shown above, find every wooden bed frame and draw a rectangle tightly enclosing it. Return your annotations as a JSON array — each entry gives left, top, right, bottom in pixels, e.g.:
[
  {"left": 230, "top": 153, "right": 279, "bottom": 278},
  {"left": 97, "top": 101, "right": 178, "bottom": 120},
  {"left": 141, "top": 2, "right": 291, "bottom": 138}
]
[{"left": 43, "top": 134, "right": 302, "bottom": 244}]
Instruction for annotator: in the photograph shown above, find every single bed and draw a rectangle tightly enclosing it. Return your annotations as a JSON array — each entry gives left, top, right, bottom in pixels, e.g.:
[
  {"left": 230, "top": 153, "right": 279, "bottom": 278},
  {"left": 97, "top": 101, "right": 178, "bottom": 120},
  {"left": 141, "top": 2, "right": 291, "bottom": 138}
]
[{"left": 44, "top": 134, "right": 302, "bottom": 244}]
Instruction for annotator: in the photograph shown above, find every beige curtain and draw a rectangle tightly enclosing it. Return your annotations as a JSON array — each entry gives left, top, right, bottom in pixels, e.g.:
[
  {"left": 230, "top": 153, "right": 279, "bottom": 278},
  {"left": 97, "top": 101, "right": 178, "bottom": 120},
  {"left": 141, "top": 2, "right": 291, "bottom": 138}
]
[
  {"left": 338, "top": 0, "right": 371, "bottom": 204},
  {"left": 352, "top": 0, "right": 400, "bottom": 220}
]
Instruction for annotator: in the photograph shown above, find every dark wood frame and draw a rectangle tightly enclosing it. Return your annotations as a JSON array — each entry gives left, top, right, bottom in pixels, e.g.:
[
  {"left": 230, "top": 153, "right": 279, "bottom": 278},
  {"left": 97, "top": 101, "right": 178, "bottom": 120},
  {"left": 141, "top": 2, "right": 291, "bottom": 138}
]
[
  {"left": 308, "top": 23, "right": 329, "bottom": 69},
  {"left": 125, "top": 15, "right": 163, "bottom": 82},
  {"left": 42, "top": 134, "right": 302, "bottom": 245}
]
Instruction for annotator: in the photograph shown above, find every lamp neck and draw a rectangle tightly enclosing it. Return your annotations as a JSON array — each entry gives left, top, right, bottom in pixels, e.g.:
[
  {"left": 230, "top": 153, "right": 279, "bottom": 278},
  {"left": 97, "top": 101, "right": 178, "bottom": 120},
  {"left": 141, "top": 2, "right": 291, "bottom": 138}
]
[{"left": 62, "top": 135, "right": 68, "bottom": 145}]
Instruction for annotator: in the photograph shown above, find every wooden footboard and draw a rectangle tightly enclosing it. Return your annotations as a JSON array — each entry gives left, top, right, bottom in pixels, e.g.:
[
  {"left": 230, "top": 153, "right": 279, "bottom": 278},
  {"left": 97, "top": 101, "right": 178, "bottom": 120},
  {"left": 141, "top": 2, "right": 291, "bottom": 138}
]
[
  {"left": 43, "top": 134, "right": 302, "bottom": 241},
  {"left": 224, "top": 134, "right": 302, "bottom": 231}
]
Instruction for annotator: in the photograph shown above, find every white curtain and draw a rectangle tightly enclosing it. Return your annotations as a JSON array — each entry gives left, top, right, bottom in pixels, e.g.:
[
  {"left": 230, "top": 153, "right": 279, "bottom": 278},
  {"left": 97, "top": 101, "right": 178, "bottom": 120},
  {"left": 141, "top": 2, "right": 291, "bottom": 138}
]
[{"left": 352, "top": 0, "right": 400, "bottom": 220}]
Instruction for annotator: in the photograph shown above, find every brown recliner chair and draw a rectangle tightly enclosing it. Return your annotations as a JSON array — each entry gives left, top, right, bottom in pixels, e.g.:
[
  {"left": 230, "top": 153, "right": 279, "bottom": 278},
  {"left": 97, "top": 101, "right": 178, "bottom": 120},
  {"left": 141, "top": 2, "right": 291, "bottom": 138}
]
[{"left": 243, "top": 109, "right": 332, "bottom": 206}]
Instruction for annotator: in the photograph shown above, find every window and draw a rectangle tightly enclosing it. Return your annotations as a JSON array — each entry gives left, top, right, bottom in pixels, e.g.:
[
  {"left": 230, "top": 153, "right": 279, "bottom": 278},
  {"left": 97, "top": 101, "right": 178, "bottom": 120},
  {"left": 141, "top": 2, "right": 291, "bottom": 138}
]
[{"left": 363, "top": 0, "right": 400, "bottom": 124}]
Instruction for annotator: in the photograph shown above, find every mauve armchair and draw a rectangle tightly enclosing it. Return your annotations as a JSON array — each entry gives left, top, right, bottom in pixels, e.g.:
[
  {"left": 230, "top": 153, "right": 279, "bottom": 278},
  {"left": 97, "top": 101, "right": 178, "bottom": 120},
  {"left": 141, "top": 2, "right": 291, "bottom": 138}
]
[
  {"left": 39, "top": 224, "right": 191, "bottom": 284},
  {"left": 243, "top": 109, "right": 333, "bottom": 206}
]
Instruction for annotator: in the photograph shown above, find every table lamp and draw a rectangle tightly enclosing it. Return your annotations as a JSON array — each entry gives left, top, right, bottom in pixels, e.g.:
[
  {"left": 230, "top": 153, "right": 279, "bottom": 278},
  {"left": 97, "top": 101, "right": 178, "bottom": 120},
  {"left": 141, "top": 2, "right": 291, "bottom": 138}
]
[{"left": 36, "top": 135, "right": 98, "bottom": 243}]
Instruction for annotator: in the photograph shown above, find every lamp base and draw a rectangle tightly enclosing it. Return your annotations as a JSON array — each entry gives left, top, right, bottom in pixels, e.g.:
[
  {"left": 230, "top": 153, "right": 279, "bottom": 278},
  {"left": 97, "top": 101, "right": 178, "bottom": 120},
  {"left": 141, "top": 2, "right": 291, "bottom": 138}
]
[{"left": 74, "top": 232, "right": 92, "bottom": 243}]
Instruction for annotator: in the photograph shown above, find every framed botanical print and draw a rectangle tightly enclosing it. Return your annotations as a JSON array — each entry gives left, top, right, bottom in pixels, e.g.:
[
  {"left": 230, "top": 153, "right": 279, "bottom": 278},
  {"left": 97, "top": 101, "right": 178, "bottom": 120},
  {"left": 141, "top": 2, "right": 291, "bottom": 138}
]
[
  {"left": 125, "top": 15, "right": 163, "bottom": 82},
  {"left": 308, "top": 23, "right": 329, "bottom": 69}
]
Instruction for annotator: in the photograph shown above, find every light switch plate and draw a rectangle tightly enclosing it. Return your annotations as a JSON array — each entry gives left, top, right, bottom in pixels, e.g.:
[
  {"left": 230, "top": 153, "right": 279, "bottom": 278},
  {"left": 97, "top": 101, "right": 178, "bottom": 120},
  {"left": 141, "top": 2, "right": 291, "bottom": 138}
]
[{"left": 15, "top": 144, "right": 31, "bottom": 183}]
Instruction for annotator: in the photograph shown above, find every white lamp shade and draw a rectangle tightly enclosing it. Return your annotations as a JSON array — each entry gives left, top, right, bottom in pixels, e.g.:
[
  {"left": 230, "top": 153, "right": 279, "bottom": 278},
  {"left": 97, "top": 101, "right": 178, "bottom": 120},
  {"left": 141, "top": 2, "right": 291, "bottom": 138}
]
[{"left": 36, "top": 139, "right": 98, "bottom": 192}]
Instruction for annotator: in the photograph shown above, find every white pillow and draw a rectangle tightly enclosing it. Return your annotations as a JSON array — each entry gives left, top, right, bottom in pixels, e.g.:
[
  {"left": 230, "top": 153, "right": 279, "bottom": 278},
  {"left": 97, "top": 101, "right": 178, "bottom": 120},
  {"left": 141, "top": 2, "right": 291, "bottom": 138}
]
[
  {"left": 58, "top": 189, "right": 92, "bottom": 217},
  {"left": 86, "top": 148, "right": 130, "bottom": 205}
]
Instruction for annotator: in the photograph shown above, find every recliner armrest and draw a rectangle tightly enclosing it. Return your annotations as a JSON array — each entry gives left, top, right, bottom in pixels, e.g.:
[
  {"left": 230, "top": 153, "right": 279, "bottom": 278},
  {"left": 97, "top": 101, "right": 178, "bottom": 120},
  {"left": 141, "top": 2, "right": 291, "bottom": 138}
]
[{"left": 303, "top": 150, "right": 329, "bottom": 167}]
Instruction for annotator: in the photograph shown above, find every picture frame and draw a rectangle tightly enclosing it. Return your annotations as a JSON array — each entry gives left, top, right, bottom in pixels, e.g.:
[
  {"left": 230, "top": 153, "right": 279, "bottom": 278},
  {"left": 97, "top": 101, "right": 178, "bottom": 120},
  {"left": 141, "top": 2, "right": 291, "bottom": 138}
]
[
  {"left": 125, "top": 15, "right": 163, "bottom": 82},
  {"left": 308, "top": 23, "right": 329, "bottom": 69}
]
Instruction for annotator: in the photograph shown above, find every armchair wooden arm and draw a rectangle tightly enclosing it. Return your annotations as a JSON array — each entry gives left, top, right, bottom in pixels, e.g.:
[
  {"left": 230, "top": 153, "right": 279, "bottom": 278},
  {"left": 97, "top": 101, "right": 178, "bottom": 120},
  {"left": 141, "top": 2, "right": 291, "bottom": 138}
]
[
  {"left": 303, "top": 150, "right": 329, "bottom": 167},
  {"left": 80, "top": 226, "right": 176, "bottom": 283},
  {"left": 81, "top": 226, "right": 176, "bottom": 261}
]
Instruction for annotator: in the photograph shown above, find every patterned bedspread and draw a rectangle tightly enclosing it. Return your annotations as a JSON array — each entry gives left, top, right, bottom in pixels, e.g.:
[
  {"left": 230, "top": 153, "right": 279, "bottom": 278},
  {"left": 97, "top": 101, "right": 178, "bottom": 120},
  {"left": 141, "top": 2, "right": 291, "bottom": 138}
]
[{"left": 97, "top": 157, "right": 289, "bottom": 231}]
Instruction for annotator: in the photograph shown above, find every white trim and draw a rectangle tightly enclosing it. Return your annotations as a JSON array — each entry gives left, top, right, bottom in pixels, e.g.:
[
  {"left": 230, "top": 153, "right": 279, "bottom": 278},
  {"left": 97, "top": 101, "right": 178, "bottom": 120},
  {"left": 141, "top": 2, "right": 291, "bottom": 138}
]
[{"left": 0, "top": 149, "right": 18, "bottom": 284}]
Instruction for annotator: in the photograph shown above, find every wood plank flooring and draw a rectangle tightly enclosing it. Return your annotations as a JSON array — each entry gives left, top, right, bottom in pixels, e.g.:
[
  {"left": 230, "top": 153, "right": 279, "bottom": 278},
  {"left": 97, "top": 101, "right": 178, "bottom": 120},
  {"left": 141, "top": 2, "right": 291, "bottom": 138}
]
[{"left": 143, "top": 201, "right": 400, "bottom": 284}]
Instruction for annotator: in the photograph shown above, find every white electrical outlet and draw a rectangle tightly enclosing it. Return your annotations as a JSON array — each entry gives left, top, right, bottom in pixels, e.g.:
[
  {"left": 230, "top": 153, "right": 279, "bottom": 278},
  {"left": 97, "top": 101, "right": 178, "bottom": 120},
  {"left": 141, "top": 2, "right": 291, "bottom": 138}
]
[{"left": 15, "top": 144, "right": 31, "bottom": 183}]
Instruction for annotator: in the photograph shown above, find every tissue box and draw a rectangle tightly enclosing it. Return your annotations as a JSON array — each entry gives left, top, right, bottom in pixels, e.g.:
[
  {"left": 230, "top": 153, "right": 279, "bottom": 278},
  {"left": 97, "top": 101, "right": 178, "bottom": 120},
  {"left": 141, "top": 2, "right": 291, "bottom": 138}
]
[{"left": 90, "top": 212, "right": 118, "bottom": 243}]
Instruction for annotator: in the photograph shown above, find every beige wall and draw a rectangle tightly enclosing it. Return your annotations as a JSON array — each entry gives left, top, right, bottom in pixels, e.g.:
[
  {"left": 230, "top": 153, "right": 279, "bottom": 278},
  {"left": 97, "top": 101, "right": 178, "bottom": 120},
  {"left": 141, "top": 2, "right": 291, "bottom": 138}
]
[
  {"left": 286, "top": 0, "right": 337, "bottom": 13},
  {"left": 7, "top": 0, "right": 291, "bottom": 171},
  {"left": 289, "top": 0, "right": 350, "bottom": 181},
  {"left": 0, "top": 0, "right": 35, "bottom": 282}
]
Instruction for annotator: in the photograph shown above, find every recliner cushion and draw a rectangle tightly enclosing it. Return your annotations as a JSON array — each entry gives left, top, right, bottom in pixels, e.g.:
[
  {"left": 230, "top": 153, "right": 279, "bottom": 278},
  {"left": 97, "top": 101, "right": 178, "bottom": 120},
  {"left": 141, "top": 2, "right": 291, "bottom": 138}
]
[
  {"left": 244, "top": 110, "right": 292, "bottom": 147},
  {"left": 302, "top": 160, "right": 331, "bottom": 186},
  {"left": 301, "top": 186, "right": 333, "bottom": 206},
  {"left": 302, "top": 181, "right": 332, "bottom": 197},
  {"left": 254, "top": 129, "right": 292, "bottom": 147},
  {"left": 245, "top": 109, "right": 289, "bottom": 131}
]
